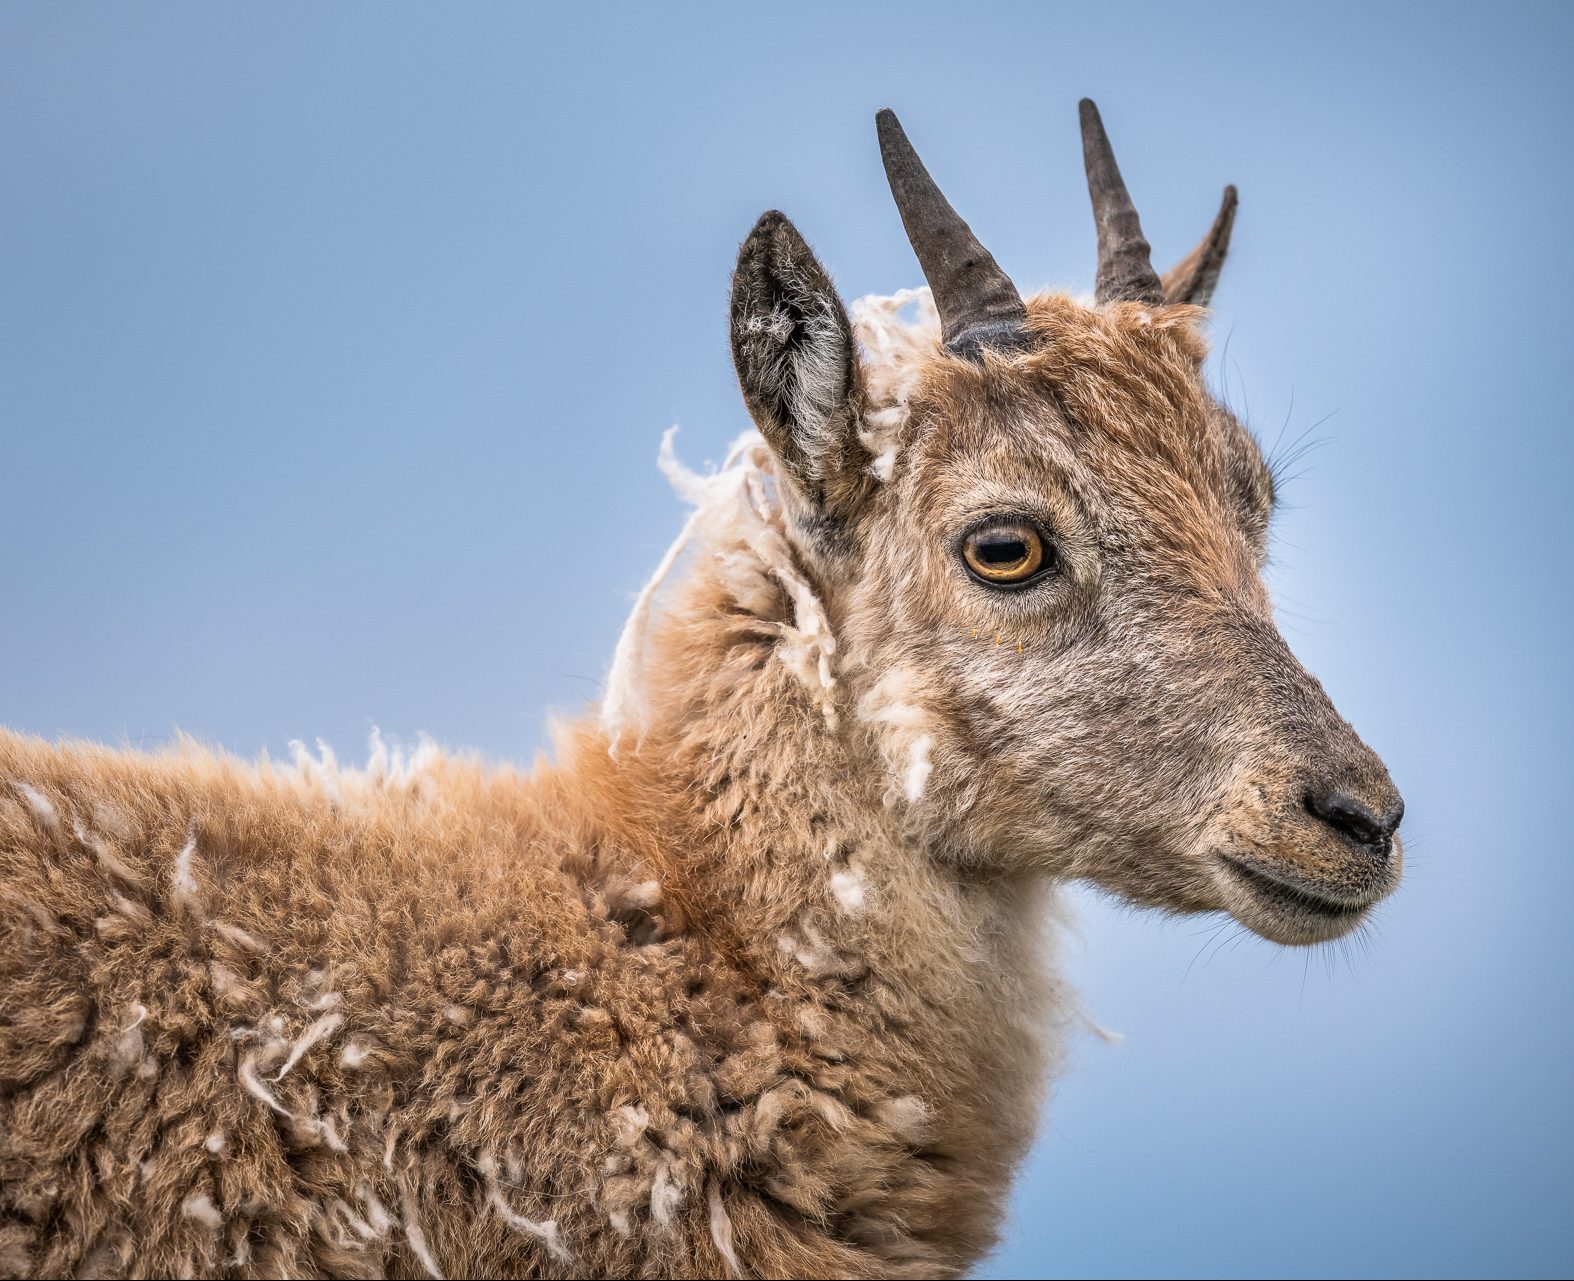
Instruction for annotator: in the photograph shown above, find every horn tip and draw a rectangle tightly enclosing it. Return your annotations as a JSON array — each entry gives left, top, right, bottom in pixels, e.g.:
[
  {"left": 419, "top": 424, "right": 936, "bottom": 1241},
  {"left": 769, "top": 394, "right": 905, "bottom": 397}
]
[
  {"left": 1223, "top": 184, "right": 1239, "bottom": 205},
  {"left": 1078, "top": 98, "right": 1109, "bottom": 149}
]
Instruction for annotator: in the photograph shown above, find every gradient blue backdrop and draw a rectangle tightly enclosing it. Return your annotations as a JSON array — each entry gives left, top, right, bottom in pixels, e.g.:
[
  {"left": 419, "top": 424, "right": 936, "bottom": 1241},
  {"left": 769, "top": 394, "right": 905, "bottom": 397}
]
[{"left": 2, "top": 4, "right": 1569, "bottom": 1277}]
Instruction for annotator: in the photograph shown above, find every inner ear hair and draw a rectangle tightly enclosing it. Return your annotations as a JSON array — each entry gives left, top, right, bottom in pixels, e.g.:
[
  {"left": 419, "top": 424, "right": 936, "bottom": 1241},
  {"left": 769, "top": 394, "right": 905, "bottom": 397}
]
[{"left": 730, "top": 211, "right": 868, "bottom": 516}]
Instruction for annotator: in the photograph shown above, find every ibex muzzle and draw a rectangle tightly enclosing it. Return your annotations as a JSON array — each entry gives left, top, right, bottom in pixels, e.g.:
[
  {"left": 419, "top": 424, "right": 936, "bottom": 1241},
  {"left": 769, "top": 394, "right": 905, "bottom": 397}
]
[{"left": 1173, "top": 610, "right": 1405, "bottom": 944}]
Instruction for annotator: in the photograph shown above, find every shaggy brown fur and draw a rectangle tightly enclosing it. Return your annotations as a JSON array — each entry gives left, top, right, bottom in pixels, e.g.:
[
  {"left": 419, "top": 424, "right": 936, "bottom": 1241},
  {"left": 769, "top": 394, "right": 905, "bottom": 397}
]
[
  {"left": 0, "top": 113, "right": 1402, "bottom": 1281},
  {"left": 0, "top": 660, "right": 1055, "bottom": 1279}
]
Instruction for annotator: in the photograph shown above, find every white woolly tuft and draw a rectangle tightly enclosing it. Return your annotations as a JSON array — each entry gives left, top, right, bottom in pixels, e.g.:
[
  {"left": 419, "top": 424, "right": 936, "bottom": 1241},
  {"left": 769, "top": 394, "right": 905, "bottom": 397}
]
[
  {"left": 272, "top": 1011, "right": 343, "bottom": 1081},
  {"left": 707, "top": 1180, "right": 743, "bottom": 1278},
  {"left": 171, "top": 829, "right": 203, "bottom": 914},
  {"left": 288, "top": 740, "right": 342, "bottom": 803},
  {"left": 612, "top": 1102, "right": 650, "bottom": 1145},
  {"left": 850, "top": 286, "right": 939, "bottom": 482},
  {"left": 623, "top": 880, "right": 662, "bottom": 909},
  {"left": 75, "top": 819, "right": 142, "bottom": 887},
  {"left": 331, "top": 1197, "right": 381, "bottom": 1242},
  {"left": 829, "top": 863, "right": 867, "bottom": 914},
  {"left": 237, "top": 1050, "right": 293, "bottom": 1119},
  {"left": 857, "top": 667, "right": 938, "bottom": 806},
  {"left": 400, "top": 1190, "right": 446, "bottom": 1280},
  {"left": 601, "top": 428, "right": 838, "bottom": 748},
  {"left": 777, "top": 918, "right": 844, "bottom": 977},
  {"left": 601, "top": 288, "right": 941, "bottom": 747},
  {"left": 868, "top": 444, "right": 898, "bottom": 482},
  {"left": 903, "top": 733, "right": 934, "bottom": 802},
  {"left": 208, "top": 962, "right": 245, "bottom": 999},
  {"left": 318, "top": 1113, "right": 348, "bottom": 1153},
  {"left": 1085, "top": 1015, "right": 1127, "bottom": 1044},
  {"left": 107, "top": 889, "right": 151, "bottom": 924},
  {"left": 852, "top": 285, "right": 940, "bottom": 371},
  {"left": 281, "top": 729, "right": 443, "bottom": 802},
  {"left": 650, "top": 1156, "right": 685, "bottom": 1228},
  {"left": 477, "top": 1152, "right": 575, "bottom": 1264},
  {"left": 93, "top": 800, "right": 132, "bottom": 838},
  {"left": 12, "top": 781, "right": 60, "bottom": 830},
  {"left": 214, "top": 921, "right": 269, "bottom": 953},
  {"left": 872, "top": 1093, "right": 932, "bottom": 1141},
  {"left": 114, "top": 1003, "right": 148, "bottom": 1074},
  {"left": 358, "top": 1184, "right": 395, "bottom": 1237},
  {"left": 181, "top": 1193, "right": 224, "bottom": 1230},
  {"left": 366, "top": 727, "right": 390, "bottom": 780}
]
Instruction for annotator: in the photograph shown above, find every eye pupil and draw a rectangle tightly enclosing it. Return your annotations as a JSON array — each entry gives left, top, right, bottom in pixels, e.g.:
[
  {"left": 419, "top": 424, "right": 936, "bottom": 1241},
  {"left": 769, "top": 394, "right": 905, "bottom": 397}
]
[
  {"left": 961, "top": 520, "right": 1052, "bottom": 586},
  {"left": 977, "top": 538, "right": 1027, "bottom": 565}
]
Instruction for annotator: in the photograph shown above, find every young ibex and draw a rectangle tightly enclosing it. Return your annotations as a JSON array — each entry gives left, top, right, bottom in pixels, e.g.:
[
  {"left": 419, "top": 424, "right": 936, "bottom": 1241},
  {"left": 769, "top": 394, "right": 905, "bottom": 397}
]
[{"left": 0, "top": 101, "right": 1402, "bottom": 1279}]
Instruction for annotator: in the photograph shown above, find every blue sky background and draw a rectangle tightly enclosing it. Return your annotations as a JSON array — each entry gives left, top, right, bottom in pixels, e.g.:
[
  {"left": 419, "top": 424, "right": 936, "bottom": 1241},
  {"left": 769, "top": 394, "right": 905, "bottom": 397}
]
[{"left": 2, "top": 4, "right": 1570, "bottom": 1277}]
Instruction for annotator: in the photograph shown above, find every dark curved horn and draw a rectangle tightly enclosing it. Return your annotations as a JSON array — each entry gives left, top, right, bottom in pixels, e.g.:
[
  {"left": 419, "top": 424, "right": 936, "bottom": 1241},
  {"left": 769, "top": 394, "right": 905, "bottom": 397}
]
[
  {"left": 876, "top": 108, "right": 1028, "bottom": 357},
  {"left": 1162, "top": 185, "right": 1238, "bottom": 305},
  {"left": 1079, "top": 99, "right": 1164, "bottom": 305}
]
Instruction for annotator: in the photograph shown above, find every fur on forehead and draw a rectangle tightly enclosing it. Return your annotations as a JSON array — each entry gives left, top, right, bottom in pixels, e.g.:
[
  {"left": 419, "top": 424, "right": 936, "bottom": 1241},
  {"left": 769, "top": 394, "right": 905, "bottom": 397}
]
[
  {"left": 858, "top": 290, "right": 1229, "bottom": 492},
  {"left": 895, "top": 296, "right": 1210, "bottom": 437},
  {"left": 856, "top": 290, "right": 1263, "bottom": 601},
  {"left": 857, "top": 289, "right": 1213, "bottom": 445}
]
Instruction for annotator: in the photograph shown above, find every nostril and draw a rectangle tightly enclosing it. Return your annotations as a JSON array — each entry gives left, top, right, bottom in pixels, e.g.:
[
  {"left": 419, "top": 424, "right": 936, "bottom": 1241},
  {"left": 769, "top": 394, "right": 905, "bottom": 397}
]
[{"left": 1304, "top": 788, "right": 1404, "bottom": 850}]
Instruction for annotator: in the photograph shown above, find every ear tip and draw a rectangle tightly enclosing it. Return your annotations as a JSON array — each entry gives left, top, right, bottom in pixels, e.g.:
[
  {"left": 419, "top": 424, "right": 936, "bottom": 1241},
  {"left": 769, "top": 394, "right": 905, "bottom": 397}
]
[
  {"left": 745, "top": 209, "right": 795, "bottom": 244},
  {"left": 737, "top": 211, "right": 820, "bottom": 285}
]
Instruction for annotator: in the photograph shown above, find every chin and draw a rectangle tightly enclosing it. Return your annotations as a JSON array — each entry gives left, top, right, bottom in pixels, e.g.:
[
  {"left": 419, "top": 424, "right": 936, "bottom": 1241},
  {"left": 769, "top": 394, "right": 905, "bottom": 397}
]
[{"left": 1211, "top": 849, "right": 1401, "bottom": 946}]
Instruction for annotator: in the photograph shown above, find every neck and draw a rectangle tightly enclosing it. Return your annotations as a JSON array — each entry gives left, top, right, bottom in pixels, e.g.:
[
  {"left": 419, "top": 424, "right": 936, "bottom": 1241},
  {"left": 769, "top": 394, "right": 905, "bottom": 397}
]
[
  {"left": 583, "top": 435, "right": 1053, "bottom": 990},
  {"left": 545, "top": 458, "right": 1066, "bottom": 1261}
]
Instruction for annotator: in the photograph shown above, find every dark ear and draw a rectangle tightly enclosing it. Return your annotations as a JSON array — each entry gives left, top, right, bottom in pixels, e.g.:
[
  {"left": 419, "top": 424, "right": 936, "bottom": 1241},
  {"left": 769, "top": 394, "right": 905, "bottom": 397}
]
[
  {"left": 730, "top": 211, "right": 865, "bottom": 515},
  {"left": 1161, "top": 185, "right": 1238, "bottom": 305}
]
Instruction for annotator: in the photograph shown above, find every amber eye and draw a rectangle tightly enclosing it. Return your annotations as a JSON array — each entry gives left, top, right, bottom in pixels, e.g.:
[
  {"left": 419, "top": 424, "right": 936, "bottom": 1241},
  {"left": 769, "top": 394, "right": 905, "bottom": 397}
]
[{"left": 961, "top": 520, "right": 1053, "bottom": 587}]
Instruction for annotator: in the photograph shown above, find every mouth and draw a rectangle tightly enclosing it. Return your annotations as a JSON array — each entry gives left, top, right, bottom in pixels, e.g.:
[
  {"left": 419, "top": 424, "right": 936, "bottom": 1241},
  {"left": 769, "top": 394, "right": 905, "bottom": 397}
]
[{"left": 1216, "top": 854, "right": 1386, "bottom": 945}]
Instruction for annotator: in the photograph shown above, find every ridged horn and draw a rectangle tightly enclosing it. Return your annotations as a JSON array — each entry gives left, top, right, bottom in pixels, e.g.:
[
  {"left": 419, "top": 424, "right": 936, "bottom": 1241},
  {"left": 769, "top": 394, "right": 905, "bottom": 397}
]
[
  {"left": 1162, "top": 185, "right": 1238, "bottom": 305},
  {"left": 1079, "top": 98, "right": 1164, "bottom": 305},
  {"left": 876, "top": 108, "right": 1028, "bottom": 357}
]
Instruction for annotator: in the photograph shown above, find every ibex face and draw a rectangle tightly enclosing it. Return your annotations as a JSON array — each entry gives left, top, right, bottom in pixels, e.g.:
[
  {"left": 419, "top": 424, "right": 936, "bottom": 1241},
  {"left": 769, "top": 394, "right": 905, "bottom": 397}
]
[{"left": 730, "top": 103, "right": 1402, "bottom": 946}]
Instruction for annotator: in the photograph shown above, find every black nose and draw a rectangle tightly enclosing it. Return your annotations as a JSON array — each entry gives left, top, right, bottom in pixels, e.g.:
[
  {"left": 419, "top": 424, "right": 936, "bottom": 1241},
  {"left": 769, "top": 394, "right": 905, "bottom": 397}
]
[{"left": 1305, "top": 787, "right": 1404, "bottom": 851}]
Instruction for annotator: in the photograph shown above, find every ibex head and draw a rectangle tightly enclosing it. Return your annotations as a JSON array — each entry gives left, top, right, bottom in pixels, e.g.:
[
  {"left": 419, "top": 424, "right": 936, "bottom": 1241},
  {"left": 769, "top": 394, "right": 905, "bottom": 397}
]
[{"left": 728, "top": 100, "right": 1401, "bottom": 946}]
